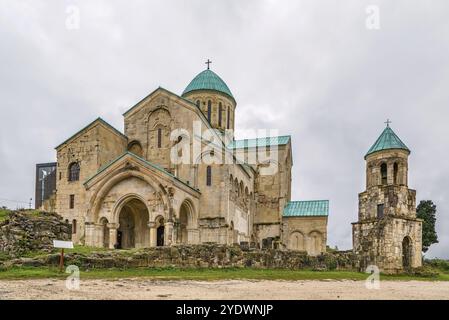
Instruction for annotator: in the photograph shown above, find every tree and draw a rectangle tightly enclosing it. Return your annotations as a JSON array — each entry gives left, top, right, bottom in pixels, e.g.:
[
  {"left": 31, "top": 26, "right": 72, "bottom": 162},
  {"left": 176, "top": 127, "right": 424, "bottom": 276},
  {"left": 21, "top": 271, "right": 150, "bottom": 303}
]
[{"left": 416, "top": 200, "right": 438, "bottom": 252}]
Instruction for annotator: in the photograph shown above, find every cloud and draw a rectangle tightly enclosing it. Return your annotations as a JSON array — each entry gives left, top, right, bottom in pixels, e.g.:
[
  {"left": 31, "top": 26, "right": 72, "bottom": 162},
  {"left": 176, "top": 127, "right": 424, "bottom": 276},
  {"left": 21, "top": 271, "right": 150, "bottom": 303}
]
[{"left": 0, "top": 0, "right": 447, "bottom": 257}]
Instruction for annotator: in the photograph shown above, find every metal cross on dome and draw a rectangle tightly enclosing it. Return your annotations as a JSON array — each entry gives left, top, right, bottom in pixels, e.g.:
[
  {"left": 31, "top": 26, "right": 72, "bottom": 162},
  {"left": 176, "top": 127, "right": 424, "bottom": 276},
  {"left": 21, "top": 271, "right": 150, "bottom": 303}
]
[
  {"left": 385, "top": 119, "right": 392, "bottom": 127},
  {"left": 205, "top": 59, "right": 212, "bottom": 70}
]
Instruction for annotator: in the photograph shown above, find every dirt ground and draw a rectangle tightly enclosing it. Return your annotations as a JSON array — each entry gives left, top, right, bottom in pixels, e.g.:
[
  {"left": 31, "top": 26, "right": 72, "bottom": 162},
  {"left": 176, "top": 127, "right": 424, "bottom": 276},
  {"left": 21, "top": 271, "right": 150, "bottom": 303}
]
[{"left": 1, "top": 278, "right": 449, "bottom": 300}]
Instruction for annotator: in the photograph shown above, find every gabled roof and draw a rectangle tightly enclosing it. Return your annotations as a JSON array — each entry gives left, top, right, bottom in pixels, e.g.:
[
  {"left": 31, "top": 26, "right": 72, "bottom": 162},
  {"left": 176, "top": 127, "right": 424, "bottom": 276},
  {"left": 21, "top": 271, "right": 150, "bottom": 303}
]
[
  {"left": 365, "top": 125, "right": 410, "bottom": 158},
  {"left": 283, "top": 200, "right": 329, "bottom": 217},
  {"left": 182, "top": 69, "right": 234, "bottom": 101},
  {"left": 55, "top": 117, "right": 126, "bottom": 150},
  {"left": 227, "top": 135, "right": 291, "bottom": 149},
  {"left": 84, "top": 151, "right": 200, "bottom": 194}
]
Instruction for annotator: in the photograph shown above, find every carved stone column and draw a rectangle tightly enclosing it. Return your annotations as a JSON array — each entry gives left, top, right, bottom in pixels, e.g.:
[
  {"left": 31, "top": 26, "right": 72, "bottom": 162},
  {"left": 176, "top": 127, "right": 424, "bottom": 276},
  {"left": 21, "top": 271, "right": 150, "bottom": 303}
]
[
  {"left": 107, "top": 223, "right": 119, "bottom": 249},
  {"left": 164, "top": 221, "right": 174, "bottom": 246},
  {"left": 148, "top": 221, "right": 157, "bottom": 247}
]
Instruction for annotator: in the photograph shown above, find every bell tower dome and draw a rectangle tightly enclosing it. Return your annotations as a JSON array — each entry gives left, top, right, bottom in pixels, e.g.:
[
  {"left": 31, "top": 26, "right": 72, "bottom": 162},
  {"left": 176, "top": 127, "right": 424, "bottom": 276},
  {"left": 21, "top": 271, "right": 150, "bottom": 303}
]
[{"left": 182, "top": 62, "right": 236, "bottom": 132}]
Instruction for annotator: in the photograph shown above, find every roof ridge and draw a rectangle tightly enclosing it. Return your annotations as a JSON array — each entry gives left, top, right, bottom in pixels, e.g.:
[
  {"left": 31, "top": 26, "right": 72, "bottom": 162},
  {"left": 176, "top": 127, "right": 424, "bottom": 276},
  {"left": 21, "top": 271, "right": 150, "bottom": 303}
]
[
  {"left": 55, "top": 117, "right": 126, "bottom": 150},
  {"left": 84, "top": 151, "right": 200, "bottom": 193}
]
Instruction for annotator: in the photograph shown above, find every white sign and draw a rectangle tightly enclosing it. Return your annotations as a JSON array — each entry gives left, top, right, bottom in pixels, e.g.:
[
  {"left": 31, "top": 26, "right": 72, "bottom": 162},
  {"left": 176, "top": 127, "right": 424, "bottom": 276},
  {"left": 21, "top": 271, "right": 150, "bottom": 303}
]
[{"left": 53, "top": 240, "right": 74, "bottom": 249}]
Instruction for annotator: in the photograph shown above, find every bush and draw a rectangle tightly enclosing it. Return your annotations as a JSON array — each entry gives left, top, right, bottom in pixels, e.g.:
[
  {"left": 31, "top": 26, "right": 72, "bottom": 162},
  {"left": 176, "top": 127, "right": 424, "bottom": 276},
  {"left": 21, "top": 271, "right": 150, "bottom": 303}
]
[{"left": 425, "top": 259, "right": 449, "bottom": 273}]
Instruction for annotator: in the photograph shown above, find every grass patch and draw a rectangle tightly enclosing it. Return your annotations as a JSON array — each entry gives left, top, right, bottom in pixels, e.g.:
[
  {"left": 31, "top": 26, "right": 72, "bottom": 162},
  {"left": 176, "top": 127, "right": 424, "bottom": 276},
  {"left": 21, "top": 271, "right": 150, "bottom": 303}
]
[
  {"left": 0, "top": 208, "right": 11, "bottom": 222},
  {"left": 1, "top": 267, "right": 449, "bottom": 281}
]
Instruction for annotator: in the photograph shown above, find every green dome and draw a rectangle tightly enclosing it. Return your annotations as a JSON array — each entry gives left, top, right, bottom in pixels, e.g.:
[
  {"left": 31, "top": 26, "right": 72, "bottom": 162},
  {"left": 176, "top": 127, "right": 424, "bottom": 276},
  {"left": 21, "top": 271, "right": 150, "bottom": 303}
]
[
  {"left": 365, "top": 125, "right": 410, "bottom": 158},
  {"left": 182, "top": 69, "right": 234, "bottom": 100}
]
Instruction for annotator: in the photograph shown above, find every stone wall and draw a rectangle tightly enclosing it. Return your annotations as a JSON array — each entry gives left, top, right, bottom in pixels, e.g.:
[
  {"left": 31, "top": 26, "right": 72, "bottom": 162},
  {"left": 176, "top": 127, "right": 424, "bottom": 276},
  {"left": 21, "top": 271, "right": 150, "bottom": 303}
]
[
  {"left": 0, "top": 211, "right": 71, "bottom": 257},
  {"left": 4, "top": 244, "right": 358, "bottom": 271},
  {"left": 282, "top": 216, "right": 328, "bottom": 255}
]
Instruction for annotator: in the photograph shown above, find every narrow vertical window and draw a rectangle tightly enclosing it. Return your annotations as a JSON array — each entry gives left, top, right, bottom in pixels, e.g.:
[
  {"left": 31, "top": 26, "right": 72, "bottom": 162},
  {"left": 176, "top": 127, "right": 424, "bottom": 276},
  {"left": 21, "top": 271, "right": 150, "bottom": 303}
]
[
  {"left": 157, "top": 128, "right": 162, "bottom": 148},
  {"left": 227, "top": 106, "right": 230, "bottom": 129},
  {"left": 196, "top": 100, "right": 200, "bottom": 107},
  {"left": 377, "top": 204, "right": 384, "bottom": 219},
  {"left": 207, "top": 100, "right": 212, "bottom": 123},
  {"left": 380, "top": 163, "right": 387, "bottom": 185},
  {"left": 393, "top": 162, "right": 399, "bottom": 185},
  {"left": 206, "top": 166, "right": 212, "bottom": 186},
  {"left": 72, "top": 219, "right": 77, "bottom": 234},
  {"left": 218, "top": 102, "right": 223, "bottom": 127},
  {"left": 69, "top": 194, "right": 75, "bottom": 209}
]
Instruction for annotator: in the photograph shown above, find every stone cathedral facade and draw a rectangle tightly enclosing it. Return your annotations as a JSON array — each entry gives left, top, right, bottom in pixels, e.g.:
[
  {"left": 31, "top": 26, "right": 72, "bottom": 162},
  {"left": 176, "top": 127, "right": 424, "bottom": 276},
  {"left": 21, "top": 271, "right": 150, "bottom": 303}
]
[
  {"left": 352, "top": 124, "right": 423, "bottom": 273},
  {"left": 41, "top": 67, "right": 329, "bottom": 255}
]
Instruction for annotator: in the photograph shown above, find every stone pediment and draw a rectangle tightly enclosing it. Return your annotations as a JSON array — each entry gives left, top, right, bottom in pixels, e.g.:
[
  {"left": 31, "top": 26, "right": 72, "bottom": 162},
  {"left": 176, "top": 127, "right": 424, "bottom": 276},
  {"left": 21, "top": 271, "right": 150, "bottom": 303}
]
[{"left": 84, "top": 151, "right": 200, "bottom": 196}]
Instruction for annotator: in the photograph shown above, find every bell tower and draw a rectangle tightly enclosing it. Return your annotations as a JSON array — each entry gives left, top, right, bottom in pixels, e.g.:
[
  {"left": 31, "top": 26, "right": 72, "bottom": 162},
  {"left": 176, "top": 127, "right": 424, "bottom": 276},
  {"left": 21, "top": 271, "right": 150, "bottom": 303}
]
[{"left": 352, "top": 122, "right": 422, "bottom": 273}]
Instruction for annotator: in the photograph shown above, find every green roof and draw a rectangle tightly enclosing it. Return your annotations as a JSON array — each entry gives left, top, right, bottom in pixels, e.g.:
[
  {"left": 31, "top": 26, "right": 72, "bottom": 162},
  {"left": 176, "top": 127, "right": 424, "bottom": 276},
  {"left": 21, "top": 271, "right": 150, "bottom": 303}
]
[
  {"left": 283, "top": 200, "right": 329, "bottom": 217},
  {"left": 227, "top": 136, "right": 291, "bottom": 149},
  {"left": 365, "top": 125, "right": 410, "bottom": 158},
  {"left": 182, "top": 69, "right": 234, "bottom": 100}
]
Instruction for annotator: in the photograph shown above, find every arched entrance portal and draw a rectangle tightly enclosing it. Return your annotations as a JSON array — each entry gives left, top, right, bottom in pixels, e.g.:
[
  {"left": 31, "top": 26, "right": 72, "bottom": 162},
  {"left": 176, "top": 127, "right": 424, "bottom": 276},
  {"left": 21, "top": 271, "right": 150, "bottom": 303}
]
[
  {"left": 402, "top": 236, "right": 412, "bottom": 269},
  {"left": 117, "top": 198, "right": 150, "bottom": 249}
]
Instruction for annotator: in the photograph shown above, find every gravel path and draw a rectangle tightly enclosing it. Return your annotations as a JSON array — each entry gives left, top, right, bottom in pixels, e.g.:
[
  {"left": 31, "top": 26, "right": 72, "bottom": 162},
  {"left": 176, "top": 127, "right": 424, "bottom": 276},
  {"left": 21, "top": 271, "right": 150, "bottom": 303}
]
[{"left": 1, "top": 279, "right": 449, "bottom": 300}]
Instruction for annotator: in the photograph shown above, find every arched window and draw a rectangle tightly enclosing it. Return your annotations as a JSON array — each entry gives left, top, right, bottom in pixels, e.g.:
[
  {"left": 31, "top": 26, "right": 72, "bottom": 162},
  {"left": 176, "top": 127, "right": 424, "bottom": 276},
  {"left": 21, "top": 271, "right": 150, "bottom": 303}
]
[
  {"left": 157, "top": 128, "right": 162, "bottom": 148},
  {"left": 380, "top": 163, "right": 387, "bottom": 185},
  {"left": 206, "top": 166, "right": 212, "bottom": 186},
  {"left": 218, "top": 102, "right": 223, "bottom": 127},
  {"left": 393, "top": 162, "right": 399, "bottom": 184},
  {"left": 68, "top": 162, "right": 80, "bottom": 181},
  {"left": 207, "top": 100, "right": 212, "bottom": 123},
  {"left": 227, "top": 106, "right": 230, "bottom": 129},
  {"left": 128, "top": 141, "right": 143, "bottom": 157},
  {"left": 196, "top": 100, "right": 200, "bottom": 107}
]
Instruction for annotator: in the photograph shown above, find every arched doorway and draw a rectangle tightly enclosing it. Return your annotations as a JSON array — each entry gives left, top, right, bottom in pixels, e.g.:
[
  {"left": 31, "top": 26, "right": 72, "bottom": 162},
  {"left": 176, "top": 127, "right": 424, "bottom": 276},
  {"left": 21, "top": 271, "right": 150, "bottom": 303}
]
[
  {"left": 402, "top": 236, "right": 412, "bottom": 269},
  {"left": 100, "top": 217, "right": 109, "bottom": 248},
  {"left": 117, "top": 198, "right": 150, "bottom": 249},
  {"left": 156, "top": 216, "right": 165, "bottom": 246}
]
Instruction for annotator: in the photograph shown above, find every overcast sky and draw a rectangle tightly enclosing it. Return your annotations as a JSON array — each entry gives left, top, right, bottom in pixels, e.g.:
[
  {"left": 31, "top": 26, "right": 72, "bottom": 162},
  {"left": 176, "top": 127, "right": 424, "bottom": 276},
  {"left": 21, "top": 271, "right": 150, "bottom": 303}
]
[{"left": 0, "top": 0, "right": 448, "bottom": 258}]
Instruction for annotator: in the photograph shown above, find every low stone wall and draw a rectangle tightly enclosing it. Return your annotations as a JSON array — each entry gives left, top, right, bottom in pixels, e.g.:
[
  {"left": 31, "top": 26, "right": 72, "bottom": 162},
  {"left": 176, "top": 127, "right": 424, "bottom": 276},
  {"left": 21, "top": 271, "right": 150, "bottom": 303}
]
[
  {"left": 0, "top": 210, "right": 71, "bottom": 257},
  {"left": 4, "top": 244, "right": 359, "bottom": 271}
]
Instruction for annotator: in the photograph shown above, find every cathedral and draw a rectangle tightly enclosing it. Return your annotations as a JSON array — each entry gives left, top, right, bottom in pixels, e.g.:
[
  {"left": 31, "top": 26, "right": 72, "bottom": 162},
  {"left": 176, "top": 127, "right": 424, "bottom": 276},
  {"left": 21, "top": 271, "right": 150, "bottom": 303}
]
[{"left": 38, "top": 65, "right": 329, "bottom": 255}]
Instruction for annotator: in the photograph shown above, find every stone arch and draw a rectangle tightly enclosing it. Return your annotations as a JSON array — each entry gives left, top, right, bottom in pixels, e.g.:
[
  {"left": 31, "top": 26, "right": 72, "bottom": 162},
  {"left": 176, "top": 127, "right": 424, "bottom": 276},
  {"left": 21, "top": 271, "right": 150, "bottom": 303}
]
[
  {"left": 115, "top": 197, "right": 150, "bottom": 249},
  {"left": 289, "top": 231, "right": 305, "bottom": 251},
  {"left": 308, "top": 230, "right": 323, "bottom": 256},
  {"left": 127, "top": 140, "right": 143, "bottom": 157},
  {"left": 177, "top": 198, "right": 197, "bottom": 244},
  {"left": 88, "top": 169, "right": 169, "bottom": 224}
]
